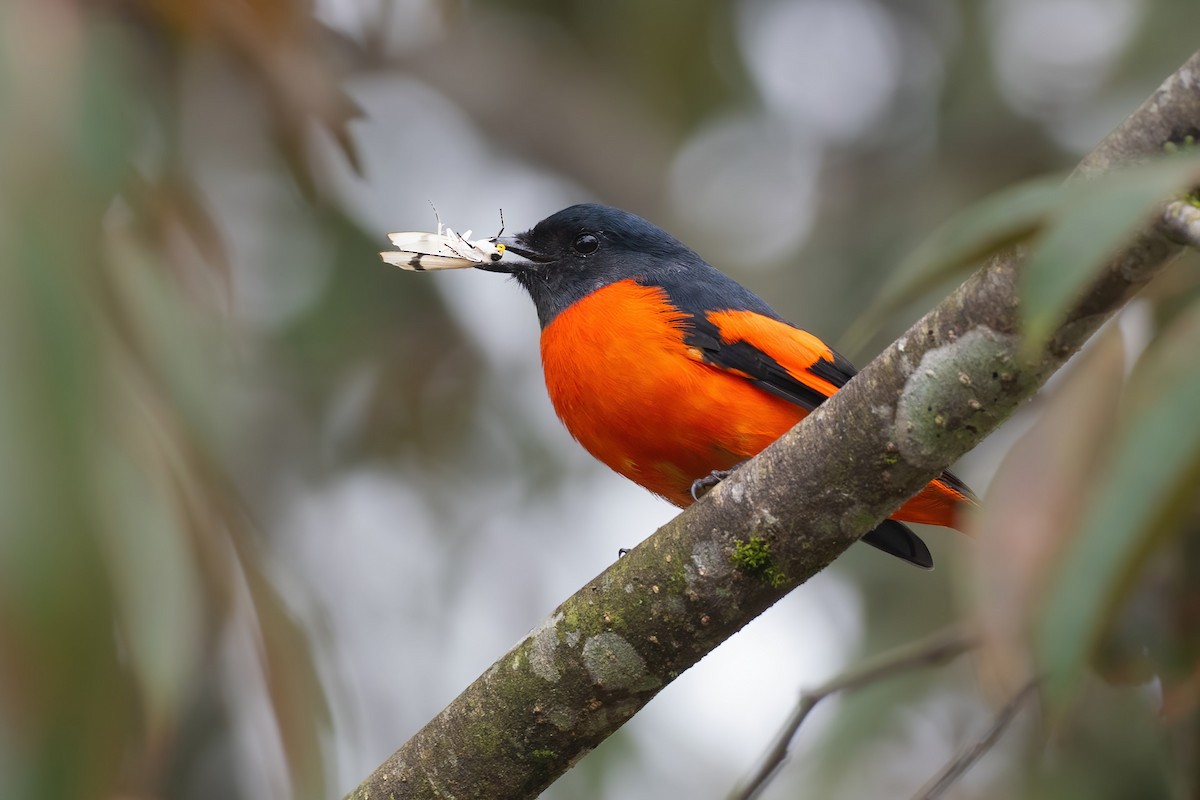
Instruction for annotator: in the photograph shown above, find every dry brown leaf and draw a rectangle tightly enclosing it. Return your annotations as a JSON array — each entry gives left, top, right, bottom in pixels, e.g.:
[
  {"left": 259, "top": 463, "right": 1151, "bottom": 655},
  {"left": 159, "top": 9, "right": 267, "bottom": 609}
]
[{"left": 970, "top": 325, "right": 1127, "bottom": 704}]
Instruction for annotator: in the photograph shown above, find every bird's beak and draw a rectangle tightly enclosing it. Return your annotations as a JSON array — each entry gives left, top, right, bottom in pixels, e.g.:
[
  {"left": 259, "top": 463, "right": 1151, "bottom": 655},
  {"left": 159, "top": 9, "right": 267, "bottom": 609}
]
[{"left": 477, "top": 235, "right": 550, "bottom": 273}]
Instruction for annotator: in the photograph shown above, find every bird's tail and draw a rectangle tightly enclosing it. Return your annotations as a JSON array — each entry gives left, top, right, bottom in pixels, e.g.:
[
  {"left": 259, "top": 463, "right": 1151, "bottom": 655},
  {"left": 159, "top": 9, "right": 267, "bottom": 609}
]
[{"left": 861, "top": 520, "right": 934, "bottom": 569}]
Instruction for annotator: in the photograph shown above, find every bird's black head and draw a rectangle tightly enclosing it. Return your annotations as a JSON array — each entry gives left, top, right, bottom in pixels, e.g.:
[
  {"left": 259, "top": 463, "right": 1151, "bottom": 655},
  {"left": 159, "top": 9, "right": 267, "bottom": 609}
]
[{"left": 484, "top": 203, "right": 701, "bottom": 328}]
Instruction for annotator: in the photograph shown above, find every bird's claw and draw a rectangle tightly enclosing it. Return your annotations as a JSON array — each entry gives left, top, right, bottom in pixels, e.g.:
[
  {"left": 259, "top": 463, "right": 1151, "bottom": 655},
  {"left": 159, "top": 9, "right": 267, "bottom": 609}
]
[{"left": 690, "top": 468, "right": 736, "bottom": 502}]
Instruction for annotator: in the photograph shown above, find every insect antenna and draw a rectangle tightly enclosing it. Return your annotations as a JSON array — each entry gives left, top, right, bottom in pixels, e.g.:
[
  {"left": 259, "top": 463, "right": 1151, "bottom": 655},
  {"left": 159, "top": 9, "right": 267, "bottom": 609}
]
[{"left": 428, "top": 200, "right": 443, "bottom": 238}]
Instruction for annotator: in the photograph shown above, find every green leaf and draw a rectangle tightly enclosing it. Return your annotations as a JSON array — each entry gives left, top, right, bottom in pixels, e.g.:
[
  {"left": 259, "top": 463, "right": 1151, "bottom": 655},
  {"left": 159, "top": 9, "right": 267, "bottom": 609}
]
[
  {"left": 842, "top": 173, "right": 1063, "bottom": 354},
  {"left": 1036, "top": 298, "right": 1200, "bottom": 710},
  {"left": 95, "top": 435, "right": 203, "bottom": 734},
  {"left": 1020, "top": 151, "right": 1200, "bottom": 353}
]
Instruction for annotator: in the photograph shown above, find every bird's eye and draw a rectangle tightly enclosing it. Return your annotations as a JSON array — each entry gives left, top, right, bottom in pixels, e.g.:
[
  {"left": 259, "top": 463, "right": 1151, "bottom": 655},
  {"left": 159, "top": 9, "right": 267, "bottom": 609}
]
[{"left": 572, "top": 233, "right": 599, "bottom": 255}]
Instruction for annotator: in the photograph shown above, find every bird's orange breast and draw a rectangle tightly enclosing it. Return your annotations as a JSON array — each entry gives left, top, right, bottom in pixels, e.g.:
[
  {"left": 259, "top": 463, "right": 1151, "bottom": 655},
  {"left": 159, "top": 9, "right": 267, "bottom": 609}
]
[{"left": 539, "top": 279, "right": 807, "bottom": 506}]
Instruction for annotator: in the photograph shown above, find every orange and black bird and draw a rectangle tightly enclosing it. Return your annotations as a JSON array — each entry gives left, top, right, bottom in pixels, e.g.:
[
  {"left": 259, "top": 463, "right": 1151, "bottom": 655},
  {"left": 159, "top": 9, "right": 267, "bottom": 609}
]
[{"left": 402, "top": 203, "right": 976, "bottom": 568}]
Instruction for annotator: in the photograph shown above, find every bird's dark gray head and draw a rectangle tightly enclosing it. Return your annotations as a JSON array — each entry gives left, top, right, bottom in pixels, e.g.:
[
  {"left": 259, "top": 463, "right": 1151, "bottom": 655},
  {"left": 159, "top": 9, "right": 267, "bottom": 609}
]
[{"left": 484, "top": 203, "right": 701, "bottom": 327}]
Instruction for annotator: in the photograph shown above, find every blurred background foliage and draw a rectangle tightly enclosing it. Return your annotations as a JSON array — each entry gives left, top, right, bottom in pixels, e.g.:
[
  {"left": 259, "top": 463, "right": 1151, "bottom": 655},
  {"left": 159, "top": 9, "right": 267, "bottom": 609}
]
[{"left": 1, "top": 0, "right": 1198, "bottom": 798}]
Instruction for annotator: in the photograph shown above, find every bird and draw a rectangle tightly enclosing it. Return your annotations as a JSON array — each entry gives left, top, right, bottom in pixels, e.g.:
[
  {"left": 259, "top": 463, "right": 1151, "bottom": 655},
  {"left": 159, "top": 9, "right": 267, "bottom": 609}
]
[{"left": 387, "top": 203, "right": 976, "bottom": 568}]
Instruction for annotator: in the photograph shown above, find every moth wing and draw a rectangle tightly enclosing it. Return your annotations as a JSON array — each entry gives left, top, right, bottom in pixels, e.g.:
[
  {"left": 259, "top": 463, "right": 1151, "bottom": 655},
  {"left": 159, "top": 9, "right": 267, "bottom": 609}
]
[
  {"left": 382, "top": 231, "right": 482, "bottom": 271},
  {"left": 385, "top": 232, "right": 465, "bottom": 255},
  {"left": 380, "top": 251, "right": 482, "bottom": 271}
]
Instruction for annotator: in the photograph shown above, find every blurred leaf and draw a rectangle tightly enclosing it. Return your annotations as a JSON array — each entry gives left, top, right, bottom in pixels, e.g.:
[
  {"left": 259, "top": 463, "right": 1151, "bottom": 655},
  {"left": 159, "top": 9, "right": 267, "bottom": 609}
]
[
  {"left": 844, "top": 173, "right": 1064, "bottom": 353},
  {"left": 1037, "top": 297, "right": 1200, "bottom": 711},
  {"left": 106, "top": 229, "right": 232, "bottom": 448},
  {"left": 970, "top": 327, "right": 1125, "bottom": 704},
  {"left": 72, "top": 22, "right": 142, "bottom": 198},
  {"left": 847, "top": 153, "right": 1200, "bottom": 357},
  {"left": 0, "top": 3, "right": 343, "bottom": 797},
  {"left": 137, "top": 0, "right": 364, "bottom": 191},
  {"left": 1021, "top": 152, "right": 1200, "bottom": 353},
  {"left": 1021, "top": 680, "right": 1176, "bottom": 800},
  {"left": 125, "top": 169, "right": 234, "bottom": 300},
  {"left": 0, "top": 7, "right": 143, "bottom": 796},
  {"left": 240, "top": 543, "right": 332, "bottom": 800},
  {"left": 94, "top": 422, "right": 204, "bottom": 738},
  {"left": 1095, "top": 520, "right": 1200, "bottom": 692}
]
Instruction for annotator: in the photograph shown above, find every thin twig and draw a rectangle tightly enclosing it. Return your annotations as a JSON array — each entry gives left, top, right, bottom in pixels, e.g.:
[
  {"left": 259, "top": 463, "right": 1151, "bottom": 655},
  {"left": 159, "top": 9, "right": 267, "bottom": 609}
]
[
  {"left": 911, "top": 679, "right": 1039, "bottom": 800},
  {"left": 1162, "top": 199, "right": 1200, "bottom": 249},
  {"left": 731, "top": 624, "right": 979, "bottom": 800}
]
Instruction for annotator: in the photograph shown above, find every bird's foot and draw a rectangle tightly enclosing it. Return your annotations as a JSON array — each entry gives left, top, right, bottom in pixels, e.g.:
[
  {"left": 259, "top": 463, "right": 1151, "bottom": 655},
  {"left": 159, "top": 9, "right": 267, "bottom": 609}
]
[{"left": 690, "top": 467, "right": 739, "bottom": 502}]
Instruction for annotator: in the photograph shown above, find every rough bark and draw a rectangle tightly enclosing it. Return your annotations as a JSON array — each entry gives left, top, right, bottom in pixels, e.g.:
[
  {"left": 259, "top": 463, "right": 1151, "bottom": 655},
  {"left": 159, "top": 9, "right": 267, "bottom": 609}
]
[{"left": 346, "top": 50, "right": 1200, "bottom": 800}]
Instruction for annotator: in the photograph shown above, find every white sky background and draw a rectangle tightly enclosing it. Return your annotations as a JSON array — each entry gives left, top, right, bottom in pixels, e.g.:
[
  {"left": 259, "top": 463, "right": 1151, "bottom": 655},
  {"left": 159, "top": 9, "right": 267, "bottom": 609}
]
[{"left": 211, "top": 0, "right": 1153, "bottom": 796}]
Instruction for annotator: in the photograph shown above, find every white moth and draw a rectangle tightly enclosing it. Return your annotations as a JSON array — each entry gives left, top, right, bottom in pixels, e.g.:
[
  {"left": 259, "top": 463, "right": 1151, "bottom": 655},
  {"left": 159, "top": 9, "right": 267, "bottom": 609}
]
[{"left": 380, "top": 212, "right": 506, "bottom": 271}]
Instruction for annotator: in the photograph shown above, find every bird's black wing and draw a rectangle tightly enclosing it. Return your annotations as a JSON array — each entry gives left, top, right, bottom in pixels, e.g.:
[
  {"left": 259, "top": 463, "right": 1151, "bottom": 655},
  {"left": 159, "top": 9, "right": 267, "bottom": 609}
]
[
  {"left": 655, "top": 269, "right": 938, "bottom": 569},
  {"left": 654, "top": 268, "right": 857, "bottom": 411}
]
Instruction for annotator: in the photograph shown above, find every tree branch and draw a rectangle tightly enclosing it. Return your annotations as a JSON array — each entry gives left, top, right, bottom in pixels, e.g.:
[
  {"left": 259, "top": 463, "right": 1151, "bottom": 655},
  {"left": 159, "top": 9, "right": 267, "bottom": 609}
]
[
  {"left": 910, "top": 680, "right": 1039, "bottom": 800},
  {"left": 346, "top": 49, "right": 1200, "bottom": 800},
  {"left": 731, "top": 624, "right": 978, "bottom": 800}
]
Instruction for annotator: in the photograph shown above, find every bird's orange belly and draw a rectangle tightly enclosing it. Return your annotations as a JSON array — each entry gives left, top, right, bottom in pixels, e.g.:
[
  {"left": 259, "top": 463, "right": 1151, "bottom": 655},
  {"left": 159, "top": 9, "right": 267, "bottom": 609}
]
[{"left": 539, "top": 280, "right": 806, "bottom": 507}]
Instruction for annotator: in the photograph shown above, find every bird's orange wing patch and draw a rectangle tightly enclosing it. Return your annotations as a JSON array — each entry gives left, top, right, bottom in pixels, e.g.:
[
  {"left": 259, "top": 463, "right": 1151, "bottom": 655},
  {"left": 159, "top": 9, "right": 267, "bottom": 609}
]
[
  {"left": 703, "top": 309, "right": 976, "bottom": 529},
  {"left": 697, "top": 309, "right": 848, "bottom": 408}
]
